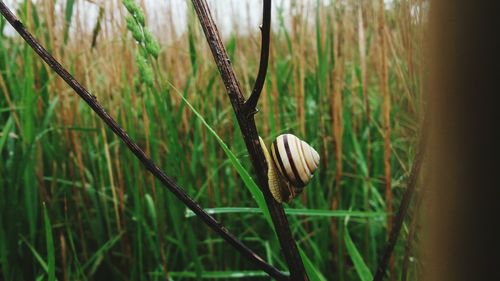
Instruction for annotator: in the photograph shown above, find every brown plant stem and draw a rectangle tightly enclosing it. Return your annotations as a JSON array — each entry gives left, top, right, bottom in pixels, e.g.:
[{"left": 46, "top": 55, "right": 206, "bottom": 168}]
[
  {"left": 245, "top": 0, "right": 271, "bottom": 111},
  {"left": 0, "top": 2, "right": 287, "bottom": 280},
  {"left": 377, "top": 0, "right": 394, "bottom": 278},
  {"left": 190, "top": 0, "right": 309, "bottom": 280}
]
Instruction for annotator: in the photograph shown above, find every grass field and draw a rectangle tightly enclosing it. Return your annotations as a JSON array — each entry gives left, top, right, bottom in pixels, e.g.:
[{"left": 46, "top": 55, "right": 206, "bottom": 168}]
[{"left": 0, "top": 0, "right": 425, "bottom": 280}]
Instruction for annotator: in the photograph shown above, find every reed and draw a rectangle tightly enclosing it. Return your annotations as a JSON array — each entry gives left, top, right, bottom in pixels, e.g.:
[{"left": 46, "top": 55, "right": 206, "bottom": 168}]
[{"left": 0, "top": 0, "right": 424, "bottom": 280}]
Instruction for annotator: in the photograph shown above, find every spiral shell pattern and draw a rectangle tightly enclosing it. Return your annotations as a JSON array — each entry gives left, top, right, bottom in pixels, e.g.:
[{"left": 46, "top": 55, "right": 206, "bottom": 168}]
[
  {"left": 270, "top": 134, "right": 320, "bottom": 194},
  {"left": 259, "top": 134, "right": 320, "bottom": 203}
]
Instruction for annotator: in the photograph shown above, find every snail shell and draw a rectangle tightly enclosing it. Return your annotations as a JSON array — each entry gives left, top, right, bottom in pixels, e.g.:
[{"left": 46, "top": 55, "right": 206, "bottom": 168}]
[{"left": 259, "top": 134, "right": 320, "bottom": 203}]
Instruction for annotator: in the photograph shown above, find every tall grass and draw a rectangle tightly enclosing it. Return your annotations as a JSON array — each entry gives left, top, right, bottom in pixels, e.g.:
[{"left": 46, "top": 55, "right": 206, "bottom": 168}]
[{"left": 0, "top": 0, "right": 424, "bottom": 280}]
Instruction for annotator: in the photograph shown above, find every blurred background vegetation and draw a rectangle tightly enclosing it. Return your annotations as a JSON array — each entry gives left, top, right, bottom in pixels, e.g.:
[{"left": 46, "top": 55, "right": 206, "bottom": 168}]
[{"left": 0, "top": 0, "right": 425, "bottom": 280}]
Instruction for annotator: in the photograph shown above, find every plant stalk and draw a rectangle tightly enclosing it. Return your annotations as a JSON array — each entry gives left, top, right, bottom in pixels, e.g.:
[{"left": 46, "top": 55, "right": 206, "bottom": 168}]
[
  {"left": 190, "top": 0, "right": 309, "bottom": 280},
  {"left": 0, "top": 2, "right": 287, "bottom": 280}
]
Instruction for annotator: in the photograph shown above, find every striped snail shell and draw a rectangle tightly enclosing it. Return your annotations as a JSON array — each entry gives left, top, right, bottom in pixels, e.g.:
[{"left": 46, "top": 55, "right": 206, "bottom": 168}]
[{"left": 259, "top": 134, "right": 320, "bottom": 203}]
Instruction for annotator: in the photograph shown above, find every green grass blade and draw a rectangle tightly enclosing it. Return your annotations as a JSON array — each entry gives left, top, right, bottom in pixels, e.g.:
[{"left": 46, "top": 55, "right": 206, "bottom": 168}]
[
  {"left": 0, "top": 117, "right": 13, "bottom": 152},
  {"left": 344, "top": 225, "right": 373, "bottom": 281},
  {"left": 167, "top": 83, "right": 273, "bottom": 226},
  {"left": 64, "top": 0, "right": 76, "bottom": 43},
  {"left": 41, "top": 97, "right": 59, "bottom": 129},
  {"left": 21, "top": 236, "right": 48, "bottom": 273},
  {"left": 82, "top": 232, "right": 124, "bottom": 274},
  {"left": 164, "top": 270, "right": 268, "bottom": 279},
  {"left": 43, "top": 203, "right": 55, "bottom": 281},
  {"left": 185, "top": 207, "right": 385, "bottom": 218},
  {"left": 300, "top": 248, "right": 327, "bottom": 281},
  {"left": 145, "top": 193, "right": 157, "bottom": 222}
]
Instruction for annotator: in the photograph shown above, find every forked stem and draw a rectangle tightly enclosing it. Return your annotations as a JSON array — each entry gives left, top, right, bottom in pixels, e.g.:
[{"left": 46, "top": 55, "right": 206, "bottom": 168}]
[
  {"left": 0, "top": 2, "right": 286, "bottom": 280},
  {"left": 244, "top": 0, "right": 271, "bottom": 114},
  {"left": 190, "top": 0, "right": 309, "bottom": 280}
]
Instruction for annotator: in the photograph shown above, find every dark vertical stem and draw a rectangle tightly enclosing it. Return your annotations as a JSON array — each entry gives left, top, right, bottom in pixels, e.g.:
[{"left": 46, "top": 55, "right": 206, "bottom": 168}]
[
  {"left": 401, "top": 191, "right": 424, "bottom": 281},
  {"left": 377, "top": 0, "right": 394, "bottom": 278},
  {"left": 190, "top": 0, "right": 309, "bottom": 280},
  {"left": 245, "top": 0, "right": 271, "bottom": 111},
  {"left": 373, "top": 121, "right": 427, "bottom": 281},
  {"left": 0, "top": 2, "right": 287, "bottom": 280}
]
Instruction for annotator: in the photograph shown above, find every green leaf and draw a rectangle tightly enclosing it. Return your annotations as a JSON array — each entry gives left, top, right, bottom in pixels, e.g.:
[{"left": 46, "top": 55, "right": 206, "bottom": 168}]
[
  {"left": 187, "top": 25, "right": 198, "bottom": 74},
  {"left": 165, "top": 270, "right": 268, "bottom": 279},
  {"left": 41, "top": 97, "right": 58, "bottom": 129},
  {"left": 43, "top": 203, "right": 55, "bottom": 281},
  {"left": 300, "top": 248, "right": 327, "bottom": 281},
  {"left": 168, "top": 83, "right": 273, "bottom": 227},
  {"left": 344, "top": 225, "right": 373, "bottom": 281},
  {"left": 145, "top": 193, "right": 157, "bottom": 226},
  {"left": 82, "top": 232, "right": 124, "bottom": 274},
  {"left": 21, "top": 237, "right": 48, "bottom": 273},
  {"left": 0, "top": 117, "right": 14, "bottom": 152},
  {"left": 64, "top": 0, "right": 75, "bottom": 43},
  {"left": 185, "top": 207, "right": 385, "bottom": 218}
]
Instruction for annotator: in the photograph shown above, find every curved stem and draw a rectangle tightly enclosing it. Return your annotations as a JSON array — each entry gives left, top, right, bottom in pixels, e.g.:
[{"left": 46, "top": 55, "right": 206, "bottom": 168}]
[
  {"left": 0, "top": 3, "right": 287, "bottom": 280},
  {"left": 191, "top": 1, "right": 309, "bottom": 280},
  {"left": 244, "top": 0, "right": 271, "bottom": 114}
]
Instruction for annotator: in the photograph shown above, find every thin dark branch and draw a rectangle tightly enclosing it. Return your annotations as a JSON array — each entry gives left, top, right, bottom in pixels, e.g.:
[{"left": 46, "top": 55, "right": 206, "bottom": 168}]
[
  {"left": 373, "top": 121, "right": 428, "bottom": 281},
  {"left": 0, "top": 3, "right": 287, "bottom": 280},
  {"left": 244, "top": 0, "right": 271, "bottom": 113},
  {"left": 190, "top": 1, "right": 309, "bottom": 280},
  {"left": 401, "top": 220, "right": 417, "bottom": 281},
  {"left": 401, "top": 190, "right": 424, "bottom": 281}
]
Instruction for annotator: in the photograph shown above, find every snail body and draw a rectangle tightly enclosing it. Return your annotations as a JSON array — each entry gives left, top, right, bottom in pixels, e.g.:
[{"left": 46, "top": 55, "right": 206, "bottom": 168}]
[{"left": 259, "top": 134, "right": 320, "bottom": 203}]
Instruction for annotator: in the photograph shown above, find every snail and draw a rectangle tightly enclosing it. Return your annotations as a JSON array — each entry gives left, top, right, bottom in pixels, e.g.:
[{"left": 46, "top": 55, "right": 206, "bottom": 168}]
[{"left": 259, "top": 134, "right": 320, "bottom": 203}]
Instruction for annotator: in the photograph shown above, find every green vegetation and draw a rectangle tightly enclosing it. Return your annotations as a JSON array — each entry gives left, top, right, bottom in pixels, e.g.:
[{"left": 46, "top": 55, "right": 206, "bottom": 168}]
[{"left": 0, "top": 0, "right": 424, "bottom": 280}]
